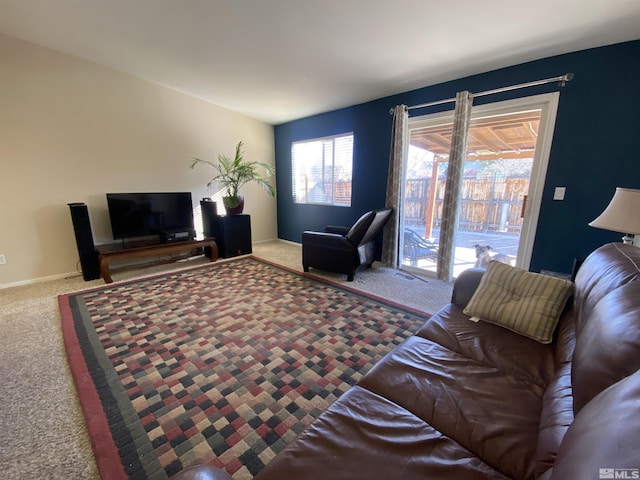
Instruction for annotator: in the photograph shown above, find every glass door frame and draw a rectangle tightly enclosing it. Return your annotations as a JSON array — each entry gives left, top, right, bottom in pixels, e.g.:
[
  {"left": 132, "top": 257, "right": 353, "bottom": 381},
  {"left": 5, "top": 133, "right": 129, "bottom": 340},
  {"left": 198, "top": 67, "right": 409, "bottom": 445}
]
[{"left": 402, "top": 92, "right": 560, "bottom": 276}]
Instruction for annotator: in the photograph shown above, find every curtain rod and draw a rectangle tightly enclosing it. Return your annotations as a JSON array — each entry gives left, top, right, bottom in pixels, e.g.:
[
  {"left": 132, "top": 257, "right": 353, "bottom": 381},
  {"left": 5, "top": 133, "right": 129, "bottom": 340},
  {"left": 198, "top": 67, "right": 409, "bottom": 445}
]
[{"left": 391, "top": 73, "right": 573, "bottom": 114}]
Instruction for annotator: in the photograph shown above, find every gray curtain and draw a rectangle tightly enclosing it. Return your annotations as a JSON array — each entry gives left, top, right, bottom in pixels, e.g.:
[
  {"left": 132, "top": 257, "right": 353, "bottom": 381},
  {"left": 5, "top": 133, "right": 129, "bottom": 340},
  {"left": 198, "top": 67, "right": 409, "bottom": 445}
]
[
  {"left": 436, "top": 91, "right": 473, "bottom": 281},
  {"left": 382, "top": 104, "right": 408, "bottom": 267}
]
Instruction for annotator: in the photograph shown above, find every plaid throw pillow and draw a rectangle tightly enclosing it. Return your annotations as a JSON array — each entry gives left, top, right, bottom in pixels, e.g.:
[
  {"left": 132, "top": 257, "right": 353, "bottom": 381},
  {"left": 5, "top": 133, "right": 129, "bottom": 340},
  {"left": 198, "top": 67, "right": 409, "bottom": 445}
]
[{"left": 463, "top": 261, "right": 574, "bottom": 344}]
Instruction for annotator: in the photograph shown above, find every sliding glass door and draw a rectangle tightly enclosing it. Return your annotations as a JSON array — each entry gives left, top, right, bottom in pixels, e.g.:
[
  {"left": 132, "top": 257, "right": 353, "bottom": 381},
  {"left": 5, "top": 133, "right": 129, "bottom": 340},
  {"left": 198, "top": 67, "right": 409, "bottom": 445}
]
[{"left": 400, "top": 93, "right": 559, "bottom": 279}]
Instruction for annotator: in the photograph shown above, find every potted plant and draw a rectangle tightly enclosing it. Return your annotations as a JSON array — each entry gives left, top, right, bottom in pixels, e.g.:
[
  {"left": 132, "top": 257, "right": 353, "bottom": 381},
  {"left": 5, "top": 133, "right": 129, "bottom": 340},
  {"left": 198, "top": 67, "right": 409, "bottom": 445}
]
[{"left": 191, "top": 141, "right": 276, "bottom": 215}]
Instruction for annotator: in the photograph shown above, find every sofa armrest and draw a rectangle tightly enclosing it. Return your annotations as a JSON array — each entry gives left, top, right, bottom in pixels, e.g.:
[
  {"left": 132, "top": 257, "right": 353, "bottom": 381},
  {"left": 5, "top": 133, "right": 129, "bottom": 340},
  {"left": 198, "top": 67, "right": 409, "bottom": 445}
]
[{"left": 451, "top": 268, "right": 485, "bottom": 307}]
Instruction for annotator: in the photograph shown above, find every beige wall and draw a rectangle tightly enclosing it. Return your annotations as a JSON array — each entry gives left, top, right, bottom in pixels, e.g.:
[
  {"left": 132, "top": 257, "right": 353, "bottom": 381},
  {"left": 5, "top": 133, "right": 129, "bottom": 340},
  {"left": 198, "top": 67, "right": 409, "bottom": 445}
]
[{"left": 0, "top": 34, "right": 276, "bottom": 287}]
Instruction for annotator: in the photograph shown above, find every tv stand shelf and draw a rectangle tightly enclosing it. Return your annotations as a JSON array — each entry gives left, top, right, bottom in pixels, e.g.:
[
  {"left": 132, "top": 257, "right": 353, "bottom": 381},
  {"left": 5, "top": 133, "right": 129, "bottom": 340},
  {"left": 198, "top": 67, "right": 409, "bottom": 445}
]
[{"left": 96, "top": 238, "right": 217, "bottom": 283}]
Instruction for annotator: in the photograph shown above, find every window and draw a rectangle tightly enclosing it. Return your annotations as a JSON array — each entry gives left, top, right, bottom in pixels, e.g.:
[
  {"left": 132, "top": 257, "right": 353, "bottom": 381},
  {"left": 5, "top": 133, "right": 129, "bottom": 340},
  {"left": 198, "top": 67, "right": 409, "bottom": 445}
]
[{"left": 292, "top": 133, "right": 353, "bottom": 206}]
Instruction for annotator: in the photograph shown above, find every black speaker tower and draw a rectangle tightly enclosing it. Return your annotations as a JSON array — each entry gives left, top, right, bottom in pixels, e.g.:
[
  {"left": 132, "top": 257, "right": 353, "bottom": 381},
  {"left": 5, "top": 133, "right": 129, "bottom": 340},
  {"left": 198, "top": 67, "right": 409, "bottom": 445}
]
[
  {"left": 68, "top": 203, "right": 101, "bottom": 281},
  {"left": 200, "top": 199, "right": 252, "bottom": 258},
  {"left": 200, "top": 199, "right": 218, "bottom": 237}
]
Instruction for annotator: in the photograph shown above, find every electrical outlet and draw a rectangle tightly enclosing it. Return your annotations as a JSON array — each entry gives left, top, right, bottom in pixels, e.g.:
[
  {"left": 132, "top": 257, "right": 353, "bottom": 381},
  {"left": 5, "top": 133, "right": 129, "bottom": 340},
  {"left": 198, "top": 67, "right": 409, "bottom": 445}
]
[
  {"left": 0, "top": 254, "right": 6, "bottom": 265},
  {"left": 553, "top": 187, "right": 566, "bottom": 201}
]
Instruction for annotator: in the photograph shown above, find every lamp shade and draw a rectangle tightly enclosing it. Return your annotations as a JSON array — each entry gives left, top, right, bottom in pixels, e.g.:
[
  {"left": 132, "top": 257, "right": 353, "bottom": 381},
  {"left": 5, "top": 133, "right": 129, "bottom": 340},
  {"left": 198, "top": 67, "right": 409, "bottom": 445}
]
[{"left": 589, "top": 188, "right": 640, "bottom": 235}]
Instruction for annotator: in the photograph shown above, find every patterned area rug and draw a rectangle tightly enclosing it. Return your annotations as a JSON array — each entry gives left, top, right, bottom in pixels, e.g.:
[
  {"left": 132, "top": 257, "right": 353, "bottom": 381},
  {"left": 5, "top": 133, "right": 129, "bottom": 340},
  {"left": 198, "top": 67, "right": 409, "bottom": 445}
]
[{"left": 59, "top": 257, "right": 430, "bottom": 479}]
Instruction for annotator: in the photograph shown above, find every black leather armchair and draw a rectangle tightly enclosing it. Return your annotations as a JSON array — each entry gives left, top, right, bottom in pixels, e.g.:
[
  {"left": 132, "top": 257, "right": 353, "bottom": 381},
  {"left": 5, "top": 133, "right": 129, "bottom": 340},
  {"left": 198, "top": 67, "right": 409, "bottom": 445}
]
[{"left": 302, "top": 208, "right": 393, "bottom": 281}]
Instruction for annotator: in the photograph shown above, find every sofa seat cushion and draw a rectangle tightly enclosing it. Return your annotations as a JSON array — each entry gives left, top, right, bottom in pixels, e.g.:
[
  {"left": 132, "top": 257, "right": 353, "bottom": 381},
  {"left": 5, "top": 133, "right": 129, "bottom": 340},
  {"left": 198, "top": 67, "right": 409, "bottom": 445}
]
[
  {"left": 358, "top": 336, "right": 545, "bottom": 480},
  {"left": 254, "top": 385, "right": 510, "bottom": 480},
  {"left": 462, "top": 261, "right": 574, "bottom": 344},
  {"left": 416, "top": 304, "right": 556, "bottom": 388}
]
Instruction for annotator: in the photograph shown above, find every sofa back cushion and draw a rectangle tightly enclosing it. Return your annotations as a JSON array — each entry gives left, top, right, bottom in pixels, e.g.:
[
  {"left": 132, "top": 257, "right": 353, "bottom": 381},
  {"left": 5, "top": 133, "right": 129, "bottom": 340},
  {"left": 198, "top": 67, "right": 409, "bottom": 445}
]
[
  {"left": 573, "top": 243, "right": 640, "bottom": 335},
  {"left": 571, "top": 281, "right": 640, "bottom": 414},
  {"left": 549, "top": 369, "right": 640, "bottom": 480}
]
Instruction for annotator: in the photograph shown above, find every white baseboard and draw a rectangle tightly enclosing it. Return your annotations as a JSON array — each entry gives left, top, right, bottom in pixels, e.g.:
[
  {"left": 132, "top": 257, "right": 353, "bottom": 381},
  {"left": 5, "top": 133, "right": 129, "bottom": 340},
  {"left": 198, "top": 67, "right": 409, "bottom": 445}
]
[
  {"left": 0, "top": 271, "right": 82, "bottom": 290},
  {"left": 253, "top": 238, "right": 301, "bottom": 247},
  {"left": 1, "top": 238, "right": 302, "bottom": 290}
]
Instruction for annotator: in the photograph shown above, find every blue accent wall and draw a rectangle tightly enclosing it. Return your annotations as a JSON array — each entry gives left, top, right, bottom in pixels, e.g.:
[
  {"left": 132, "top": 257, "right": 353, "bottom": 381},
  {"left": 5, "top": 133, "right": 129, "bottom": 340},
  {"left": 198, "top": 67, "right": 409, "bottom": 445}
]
[{"left": 275, "top": 40, "right": 640, "bottom": 274}]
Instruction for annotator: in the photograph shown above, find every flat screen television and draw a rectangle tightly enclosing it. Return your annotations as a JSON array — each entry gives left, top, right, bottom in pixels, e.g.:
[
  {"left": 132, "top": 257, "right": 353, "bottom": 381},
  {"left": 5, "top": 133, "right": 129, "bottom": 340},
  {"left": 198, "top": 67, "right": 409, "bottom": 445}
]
[{"left": 106, "top": 192, "right": 195, "bottom": 240}]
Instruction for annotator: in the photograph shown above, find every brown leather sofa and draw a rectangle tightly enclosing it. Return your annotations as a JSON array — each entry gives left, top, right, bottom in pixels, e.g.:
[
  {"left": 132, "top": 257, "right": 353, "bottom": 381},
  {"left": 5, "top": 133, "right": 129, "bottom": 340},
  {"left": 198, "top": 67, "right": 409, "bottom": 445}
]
[
  {"left": 302, "top": 208, "right": 392, "bottom": 281},
  {"left": 177, "top": 242, "right": 640, "bottom": 479}
]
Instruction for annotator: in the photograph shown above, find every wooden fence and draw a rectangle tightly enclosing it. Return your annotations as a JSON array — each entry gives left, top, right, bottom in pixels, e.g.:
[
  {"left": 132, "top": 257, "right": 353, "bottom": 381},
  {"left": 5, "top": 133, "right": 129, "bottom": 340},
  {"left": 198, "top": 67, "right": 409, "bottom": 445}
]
[{"left": 405, "top": 174, "right": 529, "bottom": 234}]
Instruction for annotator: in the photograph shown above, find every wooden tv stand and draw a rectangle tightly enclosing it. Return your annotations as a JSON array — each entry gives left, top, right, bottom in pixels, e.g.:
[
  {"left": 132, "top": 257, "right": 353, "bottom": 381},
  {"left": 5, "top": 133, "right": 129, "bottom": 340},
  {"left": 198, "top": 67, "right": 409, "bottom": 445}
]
[{"left": 96, "top": 237, "right": 218, "bottom": 283}]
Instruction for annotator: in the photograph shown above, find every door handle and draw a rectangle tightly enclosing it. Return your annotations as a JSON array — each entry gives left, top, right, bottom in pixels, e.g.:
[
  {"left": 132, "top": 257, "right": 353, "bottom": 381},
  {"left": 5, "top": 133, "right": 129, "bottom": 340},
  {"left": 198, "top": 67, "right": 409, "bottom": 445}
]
[{"left": 520, "top": 195, "right": 528, "bottom": 218}]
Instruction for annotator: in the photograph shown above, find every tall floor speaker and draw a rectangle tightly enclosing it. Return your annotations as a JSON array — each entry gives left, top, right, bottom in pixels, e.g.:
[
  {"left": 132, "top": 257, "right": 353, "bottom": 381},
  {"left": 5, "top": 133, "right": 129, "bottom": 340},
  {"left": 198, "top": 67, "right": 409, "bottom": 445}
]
[
  {"left": 200, "top": 199, "right": 218, "bottom": 258},
  {"left": 200, "top": 199, "right": 218, "bottom": 237},
  {"left": 68, "top": 202, "right": 101, "bottom": 281}
]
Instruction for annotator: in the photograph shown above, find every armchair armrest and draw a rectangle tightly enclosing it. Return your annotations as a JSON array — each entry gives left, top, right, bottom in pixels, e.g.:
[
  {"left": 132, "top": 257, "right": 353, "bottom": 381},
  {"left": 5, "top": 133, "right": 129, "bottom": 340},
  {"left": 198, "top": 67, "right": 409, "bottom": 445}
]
[
  {"left": 451, "top": 268, "right": 485, "bottom": 308},
  {"left": 325, "top": 225, "right": 350, "bottom": 235},
  {"left": 302, "top": 231, "right": 354, "bottom": 251}
]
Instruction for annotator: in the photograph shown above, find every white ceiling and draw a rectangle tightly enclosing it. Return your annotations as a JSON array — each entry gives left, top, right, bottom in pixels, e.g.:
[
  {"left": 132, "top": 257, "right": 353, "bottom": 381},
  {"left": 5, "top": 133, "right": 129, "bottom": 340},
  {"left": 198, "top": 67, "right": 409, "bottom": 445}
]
[{"left": 1, "top": 0, "right": 639, "bottom": 124}]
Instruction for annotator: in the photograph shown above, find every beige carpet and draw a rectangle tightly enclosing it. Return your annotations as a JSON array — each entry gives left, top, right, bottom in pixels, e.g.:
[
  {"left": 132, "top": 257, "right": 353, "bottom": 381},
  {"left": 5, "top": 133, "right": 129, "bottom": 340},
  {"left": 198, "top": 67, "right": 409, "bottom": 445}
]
[{"left": 0, "top": 240, "right": 452, "bottom": 479}]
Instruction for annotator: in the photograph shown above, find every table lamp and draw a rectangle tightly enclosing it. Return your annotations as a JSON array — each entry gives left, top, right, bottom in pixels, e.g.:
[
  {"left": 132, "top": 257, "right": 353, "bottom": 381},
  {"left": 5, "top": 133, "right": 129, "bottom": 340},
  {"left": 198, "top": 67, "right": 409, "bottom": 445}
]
[{"left": 589, "top": 187, "right": 640, "bottom": 247}]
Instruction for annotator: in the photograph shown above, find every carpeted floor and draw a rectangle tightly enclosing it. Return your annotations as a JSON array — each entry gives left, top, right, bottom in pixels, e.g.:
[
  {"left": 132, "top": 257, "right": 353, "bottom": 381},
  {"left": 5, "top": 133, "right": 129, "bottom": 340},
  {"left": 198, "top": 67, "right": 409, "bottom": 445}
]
[
  {"left": 0, "top": 240, "right": 453, "bottom": 480},
  {"left": 61, "top": 256, "right": 435, "bottom": 478}
]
